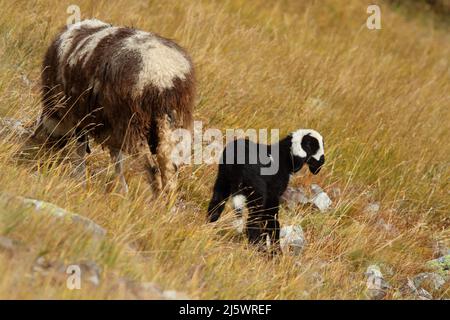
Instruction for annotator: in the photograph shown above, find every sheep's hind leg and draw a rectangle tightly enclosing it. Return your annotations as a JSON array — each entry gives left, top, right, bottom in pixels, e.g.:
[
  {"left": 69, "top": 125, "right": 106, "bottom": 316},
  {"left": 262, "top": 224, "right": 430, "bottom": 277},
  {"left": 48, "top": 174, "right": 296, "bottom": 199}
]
[
  {"left": 73, "top": 131, "right": 90, "bottom": 179},
  {"left": 155, "top": 115, "right": 177, "bottom": 192},
  {"left": 109, "top": 148, "right": 128, "bottom": 194}
]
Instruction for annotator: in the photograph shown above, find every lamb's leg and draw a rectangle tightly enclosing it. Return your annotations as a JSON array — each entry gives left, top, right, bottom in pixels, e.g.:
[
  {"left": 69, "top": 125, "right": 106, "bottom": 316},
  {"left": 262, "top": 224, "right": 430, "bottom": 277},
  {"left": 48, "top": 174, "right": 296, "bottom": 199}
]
[
  {"left": 155, "top": 115, "right": 177, "bottom": 192},
  {"left": 246, "top": 198, "right": 267, "bottom": 247},
  {"left": 109, "top": 148, "right": 128, "bottom": 194},
  {"left": 207, "top": 173, "right": 231, "bottom": 222},
  {"left": 264, "top": 197, "right": 281, "bottom": 255}
]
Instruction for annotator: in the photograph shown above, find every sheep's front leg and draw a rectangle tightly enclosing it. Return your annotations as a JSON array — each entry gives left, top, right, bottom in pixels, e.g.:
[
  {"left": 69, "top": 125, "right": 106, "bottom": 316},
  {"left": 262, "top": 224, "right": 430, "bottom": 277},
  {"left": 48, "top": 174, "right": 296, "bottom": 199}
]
[
  {"left": 155, "top": 116, "right": 177, "bottom": 192},
  {"left": 73, "top": 133, "right": 90, "bottom": 179},
  {"left": 109, "top": 148, "right": 128, "bottom": 194},
  {"left": 264, "top": 197, "right": 281, "bottom": 255},
  {"left": 141, "top": 149, "right": 163, "bottom": 195}
]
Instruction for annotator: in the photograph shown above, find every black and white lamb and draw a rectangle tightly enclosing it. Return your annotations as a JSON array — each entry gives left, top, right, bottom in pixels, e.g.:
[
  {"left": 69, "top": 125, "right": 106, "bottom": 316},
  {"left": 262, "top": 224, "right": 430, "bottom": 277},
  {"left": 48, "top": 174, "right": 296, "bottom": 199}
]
[{"left": 207, "top": 129, "right": 325, "bottom": 252}]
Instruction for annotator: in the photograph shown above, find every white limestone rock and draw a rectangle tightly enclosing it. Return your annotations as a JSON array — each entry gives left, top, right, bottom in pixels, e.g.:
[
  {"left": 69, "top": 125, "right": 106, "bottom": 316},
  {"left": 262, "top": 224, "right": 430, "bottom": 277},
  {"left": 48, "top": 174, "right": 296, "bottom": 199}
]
[
  {"left": 365, "top": 265, "right": 390, "bottom": 299},
  {"left": 310, "top": 184, "right": 332, "bottom": 212},
  {"left": 280, "top": 225, "right": 307, "bottom": 255}
]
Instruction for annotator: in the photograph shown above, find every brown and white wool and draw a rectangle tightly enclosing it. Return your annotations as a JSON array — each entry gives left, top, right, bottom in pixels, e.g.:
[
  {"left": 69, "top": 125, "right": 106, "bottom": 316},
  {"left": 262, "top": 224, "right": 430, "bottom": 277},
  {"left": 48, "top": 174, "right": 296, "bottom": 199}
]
[{"left": 35, "top": 19, "right": 195, "bottom": 193}]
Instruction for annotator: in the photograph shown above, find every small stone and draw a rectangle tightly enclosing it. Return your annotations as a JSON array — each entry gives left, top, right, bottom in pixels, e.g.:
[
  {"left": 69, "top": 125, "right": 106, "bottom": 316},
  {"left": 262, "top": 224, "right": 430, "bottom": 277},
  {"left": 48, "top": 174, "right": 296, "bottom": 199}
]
[
  {"left": 0, "top": 118, "right": 32, "bottom": 137},
  {"left": 21, "top": 73, "right": 31, "bottom": 87},
  {"left": 281, "top": 187, "right": 309, "bottom": 209},
  {"left": 0, "top": 236, "right": 19, "bottom": 252},
  {"left": 401, "top": 278, "right": 418, "bottom": 298},
  {"left": 310, "top": 184, "right": 323, "bottom": 194},
  {"left": 122, "top": 280, "right": 189, "bottom": 299},
  {"left": 432, "top": 240, "right": 449, "bottom": 258},
  {"left": 306, "top": 97, "right": 328, "bottom": 110},
  {"left": 417, "top": 288, "right": 433, "bottom": 300},
  {"left": 412, "top": 272, "right": 446, "bottom": 292},
  {"left": 401, "top": 275, "right": 441, "bottom": 300},
  {"left": 32, "top": 256, "right": 56, "bottom": 276},
  {"left": 376, "top": 218, "right": 398, "bottom": 235},
  {"left": 311, "top": 271, "right": 325, "bottom": 288},
  {"left": 427, "top": 254, "right": 450, "bottom": 276},
  {"left": 365, "top": 202, "right": 380, "bottom": 215},
  {"left": 138, "top": 282, "right": 164, "bottom": 297},
  {"left": 310, "top": 184, "right": 332, "bottom": 212},
  {"left": 280, "top": 225, "right": 306, "bottom": 255},
  {"left": 162, "top": 290, "right": 190, "bottom": 300},
  {"left": 77, "top": 261, "right": 102, "bottom": 287},
  {"left": 365, "top": 265, "right": 390, "bottom": 300}
]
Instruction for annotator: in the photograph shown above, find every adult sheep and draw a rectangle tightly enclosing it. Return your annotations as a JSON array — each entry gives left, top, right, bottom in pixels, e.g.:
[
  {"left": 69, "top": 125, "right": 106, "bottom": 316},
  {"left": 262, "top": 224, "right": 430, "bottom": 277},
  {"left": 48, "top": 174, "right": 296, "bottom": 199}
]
[{"left": 34, "top": 19, "right": 195, "bottom": 193}]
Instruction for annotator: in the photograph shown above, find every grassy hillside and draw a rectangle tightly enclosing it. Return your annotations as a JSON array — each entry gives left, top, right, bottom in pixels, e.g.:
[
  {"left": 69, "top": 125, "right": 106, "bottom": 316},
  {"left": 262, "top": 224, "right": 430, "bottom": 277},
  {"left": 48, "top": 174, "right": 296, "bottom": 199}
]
[{"left": 0, "top": 0, "right": 448, "bottom": 299}]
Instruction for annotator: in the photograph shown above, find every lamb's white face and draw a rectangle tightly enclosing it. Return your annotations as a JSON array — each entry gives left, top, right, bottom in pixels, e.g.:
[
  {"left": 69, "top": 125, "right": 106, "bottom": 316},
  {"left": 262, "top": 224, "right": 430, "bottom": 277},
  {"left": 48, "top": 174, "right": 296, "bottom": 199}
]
[{"left": 291, "top": 129, "right": 324, "bottom": 160}]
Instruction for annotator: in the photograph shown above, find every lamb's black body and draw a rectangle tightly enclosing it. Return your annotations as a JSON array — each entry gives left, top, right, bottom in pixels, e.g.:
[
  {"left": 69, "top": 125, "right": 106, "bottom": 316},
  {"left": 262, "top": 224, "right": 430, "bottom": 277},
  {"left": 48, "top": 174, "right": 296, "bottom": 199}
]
[{"left": 207, "top": 132, "right": 325, "bottom": 251}]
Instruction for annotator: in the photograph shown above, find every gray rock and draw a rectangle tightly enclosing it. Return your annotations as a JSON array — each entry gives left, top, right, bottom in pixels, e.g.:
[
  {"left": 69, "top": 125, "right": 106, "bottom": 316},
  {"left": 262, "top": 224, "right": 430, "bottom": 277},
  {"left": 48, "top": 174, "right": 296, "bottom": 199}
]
[
  {"left": 281, "top": 187, "right": 309, "bottom": 209},
  {"left": 376, "top": 218, "right": 398, "bottom": 235},
  {"left": 20, "top": 197, "right": 106, "bottom": 238},
  {"left": 32, "top": 257, "right": 102, "bottom": 288},
  {"left": 310, "top": 184, "right": 332, "bottom": 212},
  {"left": 417, "top": 288, "right": 433, "bottom": 300},
  {"left": 124, "top": 280, "right": 190, "bottom": 299},
  {"left": 311, "top": 271, "right": 325, "bottom": 288},
  {"left": 0, "top": 118, "right": 32, "bottom": 137},
  {"left": 413, "top": 272, "right": 446, "bottom": 291},
  {"left": 280, "top": 225, "right": 306, "bottom": 255},
  {"left": 365, "top": 265, "right": 390, "bottom": 299},
  {"left": 77, "top": 260, "right": 102, "bottom": 287},
  {"left": 21, "top": 73, "right": 31, "bottom": 87},
  {"left": 365, "top": 202, "right": 380, "bottom": 215},
  {"left": 401, "top": 280, "right": 432, "bottom": 300},
  {"left": 32, "top": 256, "right": 54, "bottom": 276},
  {"left": 162, "top": 290, "right": 190, "bottom": 300},
  {"left": 0, "top": 236, "right": 20, "bottom": 252},
  {"left": 401, "top": 276, "right": 439, "bottom": 300},
  {"left": 427, "top": 254, "right": 450, "bottom": 277},
  {"left": 306, "top": 97, "right": 328, "bottom": 110},
  {"left": 432, "top": 240, "right": 449, "bottom": 258},
  {"left": 135, "top": 281, "right": 164, "bottom": 297}
]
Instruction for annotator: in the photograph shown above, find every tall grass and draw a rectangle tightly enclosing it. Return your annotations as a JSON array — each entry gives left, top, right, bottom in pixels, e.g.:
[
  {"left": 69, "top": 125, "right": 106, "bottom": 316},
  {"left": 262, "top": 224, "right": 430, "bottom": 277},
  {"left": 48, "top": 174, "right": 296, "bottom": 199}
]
[{"left": 0, "top": 0, "right": 448, "bottom": 299}]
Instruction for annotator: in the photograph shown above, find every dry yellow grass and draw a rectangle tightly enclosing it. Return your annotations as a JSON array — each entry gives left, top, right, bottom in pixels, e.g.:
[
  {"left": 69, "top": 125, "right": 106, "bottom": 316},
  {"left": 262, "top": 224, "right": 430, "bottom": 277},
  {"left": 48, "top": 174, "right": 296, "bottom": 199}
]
[{"left": 0, "top": 0, "right": 448, "bottom": 299}]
